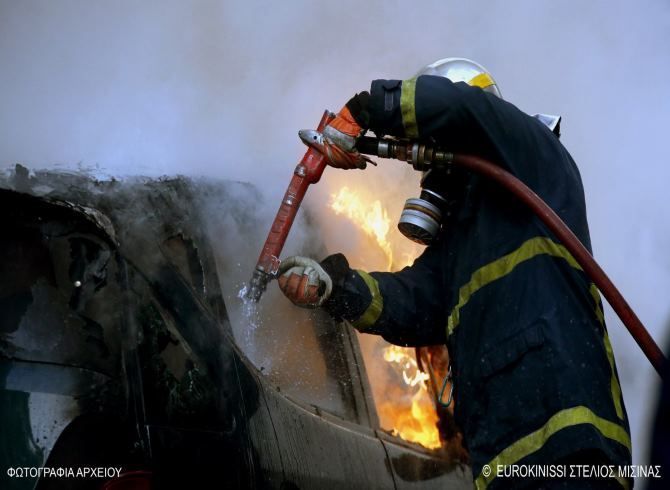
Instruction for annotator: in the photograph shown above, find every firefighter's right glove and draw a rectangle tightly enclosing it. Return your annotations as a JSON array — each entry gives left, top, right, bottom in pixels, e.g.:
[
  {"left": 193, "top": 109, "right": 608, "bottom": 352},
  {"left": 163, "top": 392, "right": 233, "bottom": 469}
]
[
  {"left": 277, "top": 256, "right": 333, "bottom": 308},
  {"left": 321, "top": 92, "right": 373, "bottom": 170}
]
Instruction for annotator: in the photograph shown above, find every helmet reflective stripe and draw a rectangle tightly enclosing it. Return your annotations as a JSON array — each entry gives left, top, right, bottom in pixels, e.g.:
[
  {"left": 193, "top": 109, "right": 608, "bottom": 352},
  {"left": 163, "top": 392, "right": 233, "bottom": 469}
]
[
  {"left": 468, "top": 72, "right": 495, "bottom": 90},
  {"left": 416, "top": 57, "right": 502, "bottom": 99}
]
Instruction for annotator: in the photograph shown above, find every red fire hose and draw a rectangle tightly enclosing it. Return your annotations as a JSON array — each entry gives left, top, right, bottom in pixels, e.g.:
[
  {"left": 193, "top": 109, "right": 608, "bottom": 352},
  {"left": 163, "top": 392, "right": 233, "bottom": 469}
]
[
  {"left": 351, "top": 134, "right": 666, "bottom": 377},
  {"left": 245, "top": 111, "right": 335, "bottom": 302},
  {"left": 247, "top": 118, "right": 666, "bottom": 378},
  {"left": 452, "top": 154, "right": 666, "bottom": 377}
]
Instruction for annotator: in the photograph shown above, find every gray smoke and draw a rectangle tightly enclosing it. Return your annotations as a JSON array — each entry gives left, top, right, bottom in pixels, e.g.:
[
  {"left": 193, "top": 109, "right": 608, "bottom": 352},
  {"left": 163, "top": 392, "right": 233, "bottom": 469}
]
[{"left": 1, "top": 0, "right": 669, "bottom": 467}]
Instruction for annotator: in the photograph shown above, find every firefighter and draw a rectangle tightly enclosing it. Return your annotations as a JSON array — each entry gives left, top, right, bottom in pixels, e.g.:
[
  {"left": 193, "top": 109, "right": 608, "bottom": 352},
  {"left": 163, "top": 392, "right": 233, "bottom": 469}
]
[{"left": 278, "top": 58, "right": 632, "bottom": 489}]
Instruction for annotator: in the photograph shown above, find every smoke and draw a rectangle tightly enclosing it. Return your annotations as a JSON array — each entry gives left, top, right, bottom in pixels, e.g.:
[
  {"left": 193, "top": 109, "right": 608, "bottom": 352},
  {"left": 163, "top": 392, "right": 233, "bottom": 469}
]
[{"left": 2, "top": 0, "right": 669, "bottom": 466}]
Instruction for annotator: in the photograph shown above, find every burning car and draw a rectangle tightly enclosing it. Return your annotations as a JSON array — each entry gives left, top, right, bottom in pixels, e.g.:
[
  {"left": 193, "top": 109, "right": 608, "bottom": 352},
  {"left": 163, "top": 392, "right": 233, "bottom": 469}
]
[{"left": 0, "top": 166, "right": 471, "bottom": 489}]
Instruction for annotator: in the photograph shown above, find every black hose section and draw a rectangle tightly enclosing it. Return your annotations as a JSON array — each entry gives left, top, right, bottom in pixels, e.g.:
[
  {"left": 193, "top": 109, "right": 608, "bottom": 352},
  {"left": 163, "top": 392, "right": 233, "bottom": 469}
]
[
  {"left": 357, "top": 136, "right": 385, "bottom": 155},
  {"left": 452, "top": 154, "right": 666, "bottom": 378}
]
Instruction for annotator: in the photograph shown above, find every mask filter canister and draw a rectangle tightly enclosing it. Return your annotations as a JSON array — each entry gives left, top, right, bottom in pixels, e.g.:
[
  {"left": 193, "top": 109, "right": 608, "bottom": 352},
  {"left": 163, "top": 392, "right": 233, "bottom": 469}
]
[{"left": 398, "top": 184, "right": 447, "bottom": 245}]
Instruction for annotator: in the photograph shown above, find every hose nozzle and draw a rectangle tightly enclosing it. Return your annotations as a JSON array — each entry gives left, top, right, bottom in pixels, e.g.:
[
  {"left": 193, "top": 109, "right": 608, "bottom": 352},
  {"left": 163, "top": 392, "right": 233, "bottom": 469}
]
[{"left": 245, "top": 268, "right": 273, "bottom": 303}]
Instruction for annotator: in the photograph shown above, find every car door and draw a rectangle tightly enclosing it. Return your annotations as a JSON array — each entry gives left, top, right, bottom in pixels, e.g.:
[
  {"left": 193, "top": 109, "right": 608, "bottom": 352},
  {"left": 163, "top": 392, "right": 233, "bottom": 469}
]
[{"left": 228, "top": 299, "right": 396, "bottom": 489}]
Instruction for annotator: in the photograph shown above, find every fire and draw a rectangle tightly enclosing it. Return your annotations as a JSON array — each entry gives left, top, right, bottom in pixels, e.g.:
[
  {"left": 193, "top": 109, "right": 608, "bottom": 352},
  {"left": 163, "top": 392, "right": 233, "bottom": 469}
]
[
  {"left": 330, "top": 186, "right": 394, "bottom": 269},
  {"left": 383, "top": 345, "right": 430, "bottom": 387},
  {"left": 329, "top": 186, "right": 441, "bottom": 450},
  {"left": 380, "top": 346, "right": 441, "bottom": 449}
]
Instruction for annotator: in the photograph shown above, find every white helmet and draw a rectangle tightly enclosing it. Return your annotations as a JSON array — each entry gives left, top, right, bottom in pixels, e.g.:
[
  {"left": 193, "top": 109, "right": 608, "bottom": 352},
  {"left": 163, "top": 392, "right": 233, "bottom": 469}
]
[
  {"left": 417, "top": 57, "right": 502, "bottom": 98},
  {"left": 417, "top": 57, "right": 561, "bottom": 136}
]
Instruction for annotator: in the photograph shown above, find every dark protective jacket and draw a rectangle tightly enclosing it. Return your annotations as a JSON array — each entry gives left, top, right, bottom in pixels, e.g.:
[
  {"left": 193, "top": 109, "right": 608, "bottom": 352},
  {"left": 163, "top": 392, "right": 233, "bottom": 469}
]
[{"left": 323, "top": 75, "right": 632, "bottom": 489}]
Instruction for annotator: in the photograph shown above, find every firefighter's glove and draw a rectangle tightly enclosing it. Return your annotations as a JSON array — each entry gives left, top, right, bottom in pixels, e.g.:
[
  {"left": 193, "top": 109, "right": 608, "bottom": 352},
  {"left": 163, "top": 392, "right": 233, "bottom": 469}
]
[
  {"left": 322, "top": 92, "right": 374, "bottom": 170},
  {"left": 277, "top": 256, "right": 333, "bottom": 308}
]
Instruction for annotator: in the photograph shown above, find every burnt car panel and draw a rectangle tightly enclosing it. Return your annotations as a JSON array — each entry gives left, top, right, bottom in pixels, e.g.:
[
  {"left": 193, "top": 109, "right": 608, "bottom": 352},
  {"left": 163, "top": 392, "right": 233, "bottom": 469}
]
[{"left": 0, "top": 167, "right": 471, "bottom": 489}]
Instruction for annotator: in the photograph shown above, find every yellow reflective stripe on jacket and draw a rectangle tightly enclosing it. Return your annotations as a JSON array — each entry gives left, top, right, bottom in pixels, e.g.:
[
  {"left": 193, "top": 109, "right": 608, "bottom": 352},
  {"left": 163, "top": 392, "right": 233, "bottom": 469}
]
[
  {"left": 616, "top": 475, "right": 632, "bottom": 490},
  {"left": 590, "top": 283, "right": 625, "bottom": 420},
  {"left": 474, "top": 405, "right": 632, "bottom": 489},
  {"left": 447, "top": 237, "right": 581, "bottom": 337},
  {"left": 469, "top": 72, "right": 495, "bottom": 90},
  {"left": 590, "top": 283, "right": 606, "bottom": 326},
  {"left": 603, "top": 331, "right": 625, "bottom": 420},
  {"left": 352, "top": 270, "right": 384, "bottom": 331},
  {"left": 400, "top": 77, "right": 419, "bottom": 138},
  {"left": 616, "top": 476, "right": 631, "bottom": 490}
]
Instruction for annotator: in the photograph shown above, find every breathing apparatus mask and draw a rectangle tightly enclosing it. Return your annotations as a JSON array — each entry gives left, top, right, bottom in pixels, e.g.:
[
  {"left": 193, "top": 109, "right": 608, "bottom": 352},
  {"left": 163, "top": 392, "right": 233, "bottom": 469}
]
[
  {"left": 398, "top": 169, "right": 450, "bottom": 245},
  {"left": 394, "top": 58, "right": 500, "bottom": 245},
  {"left": 395, "top": 57, "right": 560, "bottom": 245}
]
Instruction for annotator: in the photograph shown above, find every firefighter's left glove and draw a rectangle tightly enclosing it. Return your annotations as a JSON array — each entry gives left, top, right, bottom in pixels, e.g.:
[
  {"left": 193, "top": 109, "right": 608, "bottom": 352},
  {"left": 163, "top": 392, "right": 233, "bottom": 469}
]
[
  {"left": 277, "top": 256, "right": 333, "bottom": 308},
  {"left": 321, "top": 92, "right": 374, "bottom": 170}
]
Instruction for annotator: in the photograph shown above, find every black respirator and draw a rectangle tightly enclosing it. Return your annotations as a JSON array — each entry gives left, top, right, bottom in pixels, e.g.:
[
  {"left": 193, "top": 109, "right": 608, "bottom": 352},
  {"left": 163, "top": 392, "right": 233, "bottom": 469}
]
[
  {"left": 398, "top": 169, "right": 450, "bottom": 245},
  {"left": 352, "top": 136, "right": 455, "bottom": 247}
]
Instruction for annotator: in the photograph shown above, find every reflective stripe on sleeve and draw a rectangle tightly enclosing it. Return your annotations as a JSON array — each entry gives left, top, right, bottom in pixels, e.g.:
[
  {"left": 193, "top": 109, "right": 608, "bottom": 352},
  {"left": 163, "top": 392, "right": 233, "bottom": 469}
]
[
  {"left": 474, "top": 405, "right": 632, "bottom": 489},
  {"left": 447, "top": 237, "right": 581, "bottom": 337},
  {"left": 400, "top": 78, "right": 419, "bottom": 138},
  {"left": 589, "top": 284, "right": 625, "bottom": 421},
  {"left": 352, "top": 270, "right": 384, "bottom": 331}
]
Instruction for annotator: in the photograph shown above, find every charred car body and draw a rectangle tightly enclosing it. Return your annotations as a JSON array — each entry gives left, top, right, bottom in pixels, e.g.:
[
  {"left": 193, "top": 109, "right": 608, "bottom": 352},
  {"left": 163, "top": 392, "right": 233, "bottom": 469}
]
[{"left": 0, "top": 166, "right": 471, "bottom": 489}]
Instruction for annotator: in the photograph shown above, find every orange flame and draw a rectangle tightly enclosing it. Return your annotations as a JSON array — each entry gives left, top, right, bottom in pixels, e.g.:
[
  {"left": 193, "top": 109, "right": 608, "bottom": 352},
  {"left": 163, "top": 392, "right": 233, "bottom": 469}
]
[
  {"left": 329, "top": 187, "right": 441, "bottom": 450},
  {"left": 381, "top": 346, "right": 441, "bottom": 449},
  {"left": 330, "top": 186, "right": 394, "bottom": 269}
]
